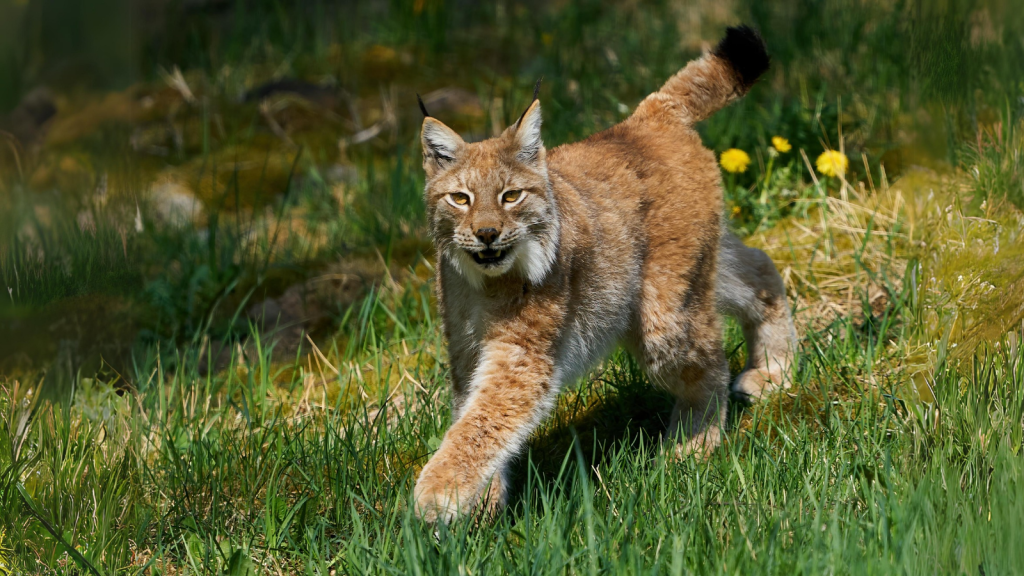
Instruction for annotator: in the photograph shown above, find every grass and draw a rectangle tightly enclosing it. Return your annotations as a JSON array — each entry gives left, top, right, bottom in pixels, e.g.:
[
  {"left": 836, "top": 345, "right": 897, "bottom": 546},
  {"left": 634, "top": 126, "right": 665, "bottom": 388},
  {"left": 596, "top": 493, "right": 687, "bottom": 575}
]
[
  {"left": 2, "top": 283, "right": 1023, "bottom": 573},
  {"left": 2, "top": 0, "right": 1024, "bottom": 573}
]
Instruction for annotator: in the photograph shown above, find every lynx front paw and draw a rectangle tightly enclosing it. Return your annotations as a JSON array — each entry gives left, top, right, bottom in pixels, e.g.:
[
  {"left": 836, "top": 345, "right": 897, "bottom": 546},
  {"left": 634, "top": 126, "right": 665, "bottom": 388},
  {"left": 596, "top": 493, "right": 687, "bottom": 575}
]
[
  {"left": 413, "top": 456, "right": 509, "bottom": 523},
  {"left": 413, "top": 484, "right": 459, "bottom": 524},
  {"left": 413, "top": 455, "right": 485, "bottom": 524},
  {"left": 413, "top": 470, "right": 465, "bottom": 524}
]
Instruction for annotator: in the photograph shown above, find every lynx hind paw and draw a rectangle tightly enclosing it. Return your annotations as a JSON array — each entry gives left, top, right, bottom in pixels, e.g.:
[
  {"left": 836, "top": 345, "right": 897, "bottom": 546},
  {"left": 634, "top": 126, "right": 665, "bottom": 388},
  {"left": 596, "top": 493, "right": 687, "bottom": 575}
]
[{"left": 732, "top": 368, "right": 789, "bottom": 401}]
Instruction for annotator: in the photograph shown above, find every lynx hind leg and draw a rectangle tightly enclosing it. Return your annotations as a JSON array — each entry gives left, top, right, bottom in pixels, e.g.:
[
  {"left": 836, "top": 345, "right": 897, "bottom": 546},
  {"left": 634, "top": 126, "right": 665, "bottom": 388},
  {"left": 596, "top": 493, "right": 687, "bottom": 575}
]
[
  {"left": 660, "top": 352, "right": 730, "bottom": 459},
  {"left": 634, "top": 247, "right": 730, "bottom": 458},
  {"left": 717, "top": 232, "right": 798, "bottom": 400}
]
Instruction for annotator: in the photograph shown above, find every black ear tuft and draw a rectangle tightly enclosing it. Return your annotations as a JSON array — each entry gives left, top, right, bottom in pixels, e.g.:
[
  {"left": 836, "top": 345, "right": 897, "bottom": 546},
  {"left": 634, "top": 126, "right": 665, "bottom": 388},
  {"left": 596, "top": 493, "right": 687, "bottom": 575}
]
[
  {"left": 514, "top": 78, "right": 544, "bottom": 127},
  {"left": 713, "top": 25, "right": 770, "bottom": 89},
  {"left": 417, "top": 93, "right": 431, "bottom": 118}
]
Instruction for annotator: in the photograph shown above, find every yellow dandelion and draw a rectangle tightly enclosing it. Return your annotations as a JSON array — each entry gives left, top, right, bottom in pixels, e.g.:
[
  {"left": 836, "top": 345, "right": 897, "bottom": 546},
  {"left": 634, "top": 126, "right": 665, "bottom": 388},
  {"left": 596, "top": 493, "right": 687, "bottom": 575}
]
[
  {"left": 720, "top": 148, "right": 751, "bottom": 173},
  {"left": 731, "top": 205, "right": 742, "bottom": 217},
  {"left": 816, "top": 149, "right": 849, "bottom": 177},
  {"left": 771, "top": 136, "right": 791, "bottom": 153}
]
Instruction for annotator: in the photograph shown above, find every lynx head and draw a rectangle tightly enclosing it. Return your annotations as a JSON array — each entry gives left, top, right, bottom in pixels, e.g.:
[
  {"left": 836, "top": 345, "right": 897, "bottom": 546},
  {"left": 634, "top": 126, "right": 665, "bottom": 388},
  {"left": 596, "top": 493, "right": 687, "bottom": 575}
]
[{"left": 420, "top": 97, "right": 559, "bottom": 289}]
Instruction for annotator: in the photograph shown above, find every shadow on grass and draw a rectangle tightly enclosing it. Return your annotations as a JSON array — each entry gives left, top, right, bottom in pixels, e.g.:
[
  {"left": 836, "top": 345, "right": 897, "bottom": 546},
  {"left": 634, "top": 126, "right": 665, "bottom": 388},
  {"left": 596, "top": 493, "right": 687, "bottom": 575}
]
[
  {"left": 504, "top": 354, "right": 755, "bottom": 512},
  {"left": 500, "top": 289, "right": 903, "bottom": 515}
]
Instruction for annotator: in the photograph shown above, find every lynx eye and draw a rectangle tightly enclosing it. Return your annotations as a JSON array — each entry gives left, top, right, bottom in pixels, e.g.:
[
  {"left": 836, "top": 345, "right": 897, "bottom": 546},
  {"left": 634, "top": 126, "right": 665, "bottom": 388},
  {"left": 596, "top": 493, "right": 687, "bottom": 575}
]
[
  {"left": 501, "top": 189, "right": 523, "bottom": 204},
  {"left": 448, "top": 192, "right": 470, "bottom": 206}
]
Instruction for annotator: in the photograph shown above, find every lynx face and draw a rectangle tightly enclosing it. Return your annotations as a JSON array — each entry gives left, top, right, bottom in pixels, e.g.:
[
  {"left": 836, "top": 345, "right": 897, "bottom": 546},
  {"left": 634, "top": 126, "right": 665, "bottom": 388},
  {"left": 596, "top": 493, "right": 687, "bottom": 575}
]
[{"left": 421, "top": 101, "right": 559, "bottom": 287}]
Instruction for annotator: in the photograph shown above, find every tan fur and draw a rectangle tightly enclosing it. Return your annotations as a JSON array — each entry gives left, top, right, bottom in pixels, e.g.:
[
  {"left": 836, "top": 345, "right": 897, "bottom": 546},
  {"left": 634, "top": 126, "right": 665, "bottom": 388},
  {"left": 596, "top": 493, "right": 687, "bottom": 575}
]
[{"left": 414, "top": 33, "right": 796, "bottom": 523}]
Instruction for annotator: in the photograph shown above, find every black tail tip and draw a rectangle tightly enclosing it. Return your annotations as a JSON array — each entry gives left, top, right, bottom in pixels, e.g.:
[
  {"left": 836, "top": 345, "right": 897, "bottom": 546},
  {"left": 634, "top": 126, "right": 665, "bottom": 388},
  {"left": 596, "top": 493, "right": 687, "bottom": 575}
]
[{"left": 713, "top": 25, "right": 770, "bottom": 88}]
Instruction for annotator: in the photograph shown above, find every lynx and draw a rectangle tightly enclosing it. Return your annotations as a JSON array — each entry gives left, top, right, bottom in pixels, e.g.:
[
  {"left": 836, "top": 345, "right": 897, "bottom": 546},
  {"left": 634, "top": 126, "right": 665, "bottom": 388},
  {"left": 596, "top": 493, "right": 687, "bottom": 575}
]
[{"left": 414, "top": 26, "right": 797, "bottom": 523}]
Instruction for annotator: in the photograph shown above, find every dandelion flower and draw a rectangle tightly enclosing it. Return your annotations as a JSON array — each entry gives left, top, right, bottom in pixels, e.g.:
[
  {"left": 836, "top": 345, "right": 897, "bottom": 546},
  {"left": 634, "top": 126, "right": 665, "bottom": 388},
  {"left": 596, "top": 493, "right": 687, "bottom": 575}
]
[
  {"left": 816, "top": 149, "right": 849, "bottom": 177},
  {"left": 720, "top": 148, "right": 751, "bottom": 173},
  {"left": 771, "top": 136, "right": 791, "bottom": 153},
  {"left": 731, "top": 205, "right": 742, "bottom": 217}
]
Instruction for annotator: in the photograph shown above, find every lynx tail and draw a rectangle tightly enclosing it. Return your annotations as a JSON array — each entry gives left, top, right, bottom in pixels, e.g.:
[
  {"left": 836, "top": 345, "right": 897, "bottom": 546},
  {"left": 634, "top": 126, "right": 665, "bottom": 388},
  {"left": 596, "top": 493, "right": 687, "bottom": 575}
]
[{"left": 659, "top": 25, "right": 770, "bottom": 124}]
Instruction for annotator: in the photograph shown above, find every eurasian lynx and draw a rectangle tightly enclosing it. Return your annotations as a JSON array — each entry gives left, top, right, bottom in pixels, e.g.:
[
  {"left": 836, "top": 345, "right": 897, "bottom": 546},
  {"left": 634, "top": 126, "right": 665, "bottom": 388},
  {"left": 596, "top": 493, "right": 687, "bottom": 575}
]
[{"left": 414, "top": 26, "right": 797, "bottom": 523}]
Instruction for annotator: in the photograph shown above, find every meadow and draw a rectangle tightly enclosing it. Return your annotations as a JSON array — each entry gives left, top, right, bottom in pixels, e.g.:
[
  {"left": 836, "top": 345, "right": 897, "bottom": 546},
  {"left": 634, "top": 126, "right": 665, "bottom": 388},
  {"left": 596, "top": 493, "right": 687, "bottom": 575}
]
[{"left": 1, "top": 0, "right": 1023, "bottom": 573}]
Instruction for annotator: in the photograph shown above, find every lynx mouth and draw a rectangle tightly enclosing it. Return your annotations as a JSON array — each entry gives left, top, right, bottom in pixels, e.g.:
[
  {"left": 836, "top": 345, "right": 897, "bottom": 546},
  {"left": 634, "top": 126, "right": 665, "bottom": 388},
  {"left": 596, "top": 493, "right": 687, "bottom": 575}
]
[{"left": 470, "top": 248, "right": 509, "bottom": 266}]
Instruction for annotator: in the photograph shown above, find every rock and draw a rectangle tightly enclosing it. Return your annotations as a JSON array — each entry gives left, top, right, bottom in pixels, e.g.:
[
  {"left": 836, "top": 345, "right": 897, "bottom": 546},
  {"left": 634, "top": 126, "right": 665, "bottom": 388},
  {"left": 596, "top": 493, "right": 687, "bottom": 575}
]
[
  {"left": 2, "top": 87, "right": 57, "bottom": 147},
  {"left": 243, "top": 79, "right": 338, "bottom": 109},
  {"left": 248, "top": 297, "right": 286, "bottom": 330},
  {"left": 420, "top": 87, "right": 483, "bottom": 118},
  {"left": 149, "top": 180, "right": 205, "bottom": 227},
  {"left": 200, "top": 258, "right": 389, "bottom": 374}
]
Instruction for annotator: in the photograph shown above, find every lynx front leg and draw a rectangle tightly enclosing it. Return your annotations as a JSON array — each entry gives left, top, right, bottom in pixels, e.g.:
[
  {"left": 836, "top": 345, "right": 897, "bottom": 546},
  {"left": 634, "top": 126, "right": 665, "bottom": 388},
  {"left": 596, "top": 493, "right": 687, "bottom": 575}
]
[
  {"left": 436, "top": 269, "right": 483, "bottom": 421},
  {"left": 446, "top": 338, "right": 479, "bottom": 421},
  {"left": 414, "top": 337, "right": 558, "bottom": 523}
]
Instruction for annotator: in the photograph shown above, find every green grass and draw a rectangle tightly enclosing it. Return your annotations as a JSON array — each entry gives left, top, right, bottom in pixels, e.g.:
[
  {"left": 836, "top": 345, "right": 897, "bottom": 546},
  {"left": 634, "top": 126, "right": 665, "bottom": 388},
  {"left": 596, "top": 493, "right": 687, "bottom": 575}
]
[
  {"left": 2, "top": 0, "right": 1024, "bottom": 573},
  {"left": 2, "top": 286, "right": 1023, "bottom": 574}
]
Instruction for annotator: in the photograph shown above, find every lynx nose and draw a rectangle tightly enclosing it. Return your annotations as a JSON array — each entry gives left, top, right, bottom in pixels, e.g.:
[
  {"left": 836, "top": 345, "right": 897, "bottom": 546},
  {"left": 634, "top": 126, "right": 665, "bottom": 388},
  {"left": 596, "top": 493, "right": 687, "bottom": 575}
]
[{"left": 475, "top": 227, "right": 500, "bottom": 246}]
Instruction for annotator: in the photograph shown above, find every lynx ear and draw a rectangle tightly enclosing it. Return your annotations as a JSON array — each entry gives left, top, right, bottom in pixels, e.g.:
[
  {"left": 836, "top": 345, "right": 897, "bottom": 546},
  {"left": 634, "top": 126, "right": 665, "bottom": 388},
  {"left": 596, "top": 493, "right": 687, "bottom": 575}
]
[
  {"left": 421, "top": 117, "right": 465, "bottom": 175},
  {"left": 511, "top": 99, "right": 544, "bottom": 165}
]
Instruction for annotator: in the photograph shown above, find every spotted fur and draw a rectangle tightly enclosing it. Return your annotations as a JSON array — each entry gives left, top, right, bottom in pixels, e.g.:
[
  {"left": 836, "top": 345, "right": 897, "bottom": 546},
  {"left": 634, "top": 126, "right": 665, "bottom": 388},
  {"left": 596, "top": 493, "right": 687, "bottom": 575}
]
[{"left": 414, "top": 25, "right": 796, "bottom": 523}]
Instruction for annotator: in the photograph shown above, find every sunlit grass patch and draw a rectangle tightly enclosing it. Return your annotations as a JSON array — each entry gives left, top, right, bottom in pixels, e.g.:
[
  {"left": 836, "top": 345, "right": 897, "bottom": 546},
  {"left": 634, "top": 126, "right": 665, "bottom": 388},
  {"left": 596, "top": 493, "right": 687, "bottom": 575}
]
[{"left": 895, "top": 167, "right": 1024, "bottom": 375}]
